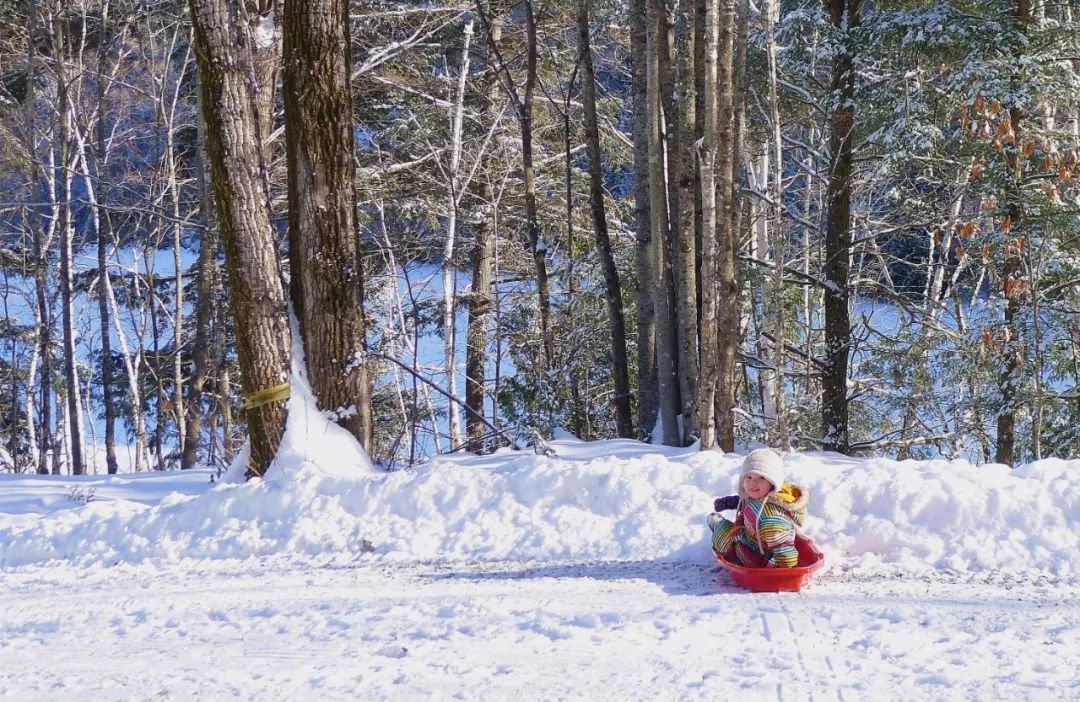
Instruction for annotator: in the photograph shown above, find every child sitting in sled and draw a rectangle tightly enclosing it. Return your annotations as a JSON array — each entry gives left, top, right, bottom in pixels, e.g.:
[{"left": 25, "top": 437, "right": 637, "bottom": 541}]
[{"left": 707, "top": 448, "right": 809, "bottom": 568}]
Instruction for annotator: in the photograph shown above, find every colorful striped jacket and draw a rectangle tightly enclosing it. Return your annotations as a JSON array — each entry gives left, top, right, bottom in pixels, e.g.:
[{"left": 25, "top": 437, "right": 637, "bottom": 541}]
[{"left": 714, "top": 483, "right": 809, "bottom": 568}]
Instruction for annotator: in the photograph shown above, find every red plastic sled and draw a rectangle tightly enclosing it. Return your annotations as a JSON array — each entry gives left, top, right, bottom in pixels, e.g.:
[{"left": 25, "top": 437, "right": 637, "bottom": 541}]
[{"left": 715, "top": 534, "right": 825, "bottom": 593}]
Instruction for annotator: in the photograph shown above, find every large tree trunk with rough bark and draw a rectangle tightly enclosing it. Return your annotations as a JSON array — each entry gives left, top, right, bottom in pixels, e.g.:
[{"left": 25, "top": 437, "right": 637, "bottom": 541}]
[
  {"left": 697, "top": 0, "right": 719, "bottom": 450},
  {"left": 647, "top": 0, "right": 681, "bottom": 446},
  {"left": 630, "top": 0, "right": 658, "bottom": 438},
  {"left": 284, "top": 0, "right": 373, "bottom": 451},
  {"left": 821, "top": 0, "right": 861, "bottom": 454},
  {"left": 673, "top": 0, "right": 698, "bottom": 444},
  {"left": 189, "top": 0, "right": 292, "bottom": 477},
  {"left": 577, "top": 0, "right": 633, "bottom": 438},
  {"left": 714, "top": 0, "right": 738, "bottom": 452}
]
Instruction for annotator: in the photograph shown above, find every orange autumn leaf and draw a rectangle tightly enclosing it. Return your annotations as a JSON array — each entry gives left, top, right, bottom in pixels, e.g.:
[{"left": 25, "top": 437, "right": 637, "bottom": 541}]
[
  {"left": 1001, "top": 215, "right": 1012, "bottom": 233},
  {"left": 982, "top": 244, "right": 991, "bottom": 262},
  {"left": 974, "top": 92, "right": 985, "bottom": 112}
]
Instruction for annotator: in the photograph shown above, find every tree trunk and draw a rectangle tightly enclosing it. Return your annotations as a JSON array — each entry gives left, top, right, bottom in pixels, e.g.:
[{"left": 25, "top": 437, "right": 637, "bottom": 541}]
[
  {"left": 523, "top": 1, "right": 554, "bottom": 370},
  {"left": 748, "top": 152, "right": 779, "bottom": 425},
  {"left": 715, "top": 0, "right": 738, "bottom": 452},
  {"left": 465, "top": 10, "right": 501, "bottom": 454},
  {"left": 94, "top": 2, "right": 119, "bottom": 475},
  {"left": 165, "top": 106, "right": 186, "bottom": 467},
  {"left": 764, "top": 0, "right": 789, "bottom": 450},
  {"left": 442, "top": 18, "right": 473, "bottom": 450},
  {"left": 476, "top": 0, "right": 553, "bottom": 377},
  {"left": 673, "top": 0, "right": 699, "bottom": 443},
  {"left": 577, "top": 0, "right": 633, "bottom": 438},
  {"left": 182, "top": 101, "right": 219, "bottom": 470},
  {"left": 995, "top": 0, "right": 1030, "bottom": 467},
  {"left": 730, "top": 0, "right": 748, "bottom": 243},
  {"left": 648, "top": 0, "right": 681, "bottom": 446},
  {"left": 465, "top": 197, "right": 495, "bottom": 453},
  {"left": 821, "top": 0, "right": 861, "bottom": 454},
  {"left": 189, "top": 0, "right": 292, "bottom": 477},
  {"left": 563, "top": 68, "right": 586, "bottom": 438},
  {"left": 148, "top": 249, "right": 165, "bottom": 468},
  {"left": 630, "top": 0, "right": 658, "bottom": 438},
  {"left": 27, "top": 0, "right": 52, "bottom": 475},
  {"left": 52, "top": 13, "right": 85, "bottom": 475},
  {"left": 214, "top": 273, "right": 235, "bottom": 464},
  {"left": 283, "top": 0, "right": 373, "bottom": 452},
  {"left": 697, "top": 0, "right": 719, "bottom": 450}
]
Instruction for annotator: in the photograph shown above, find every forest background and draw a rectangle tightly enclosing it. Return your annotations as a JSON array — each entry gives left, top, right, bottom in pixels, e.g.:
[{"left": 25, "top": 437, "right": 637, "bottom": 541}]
[{"left": 0, "top": 0, "right": 1077, "bottom": 477}]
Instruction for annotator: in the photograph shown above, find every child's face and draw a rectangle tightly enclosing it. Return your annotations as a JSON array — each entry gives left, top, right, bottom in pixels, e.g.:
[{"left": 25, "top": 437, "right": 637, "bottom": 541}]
[{"left": 742, "top": 472, "right": 774, "bottom": 500}]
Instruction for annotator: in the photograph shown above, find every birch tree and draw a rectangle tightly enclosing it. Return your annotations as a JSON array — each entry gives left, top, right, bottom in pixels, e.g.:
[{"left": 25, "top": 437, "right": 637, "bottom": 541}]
[{"left": 439, "top": 16, "right": 472, "bottom": 450}]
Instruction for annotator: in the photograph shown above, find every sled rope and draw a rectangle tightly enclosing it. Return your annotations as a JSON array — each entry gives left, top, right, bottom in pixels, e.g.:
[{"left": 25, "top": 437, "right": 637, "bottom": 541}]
[{"left": 242, "top": 382, "right": 291, "bottom": 411}]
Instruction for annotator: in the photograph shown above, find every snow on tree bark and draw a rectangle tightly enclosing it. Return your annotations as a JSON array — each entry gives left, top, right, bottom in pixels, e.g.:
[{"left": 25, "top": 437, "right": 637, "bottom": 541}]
[
  {"left": 189, "top": 0, "right": 291, "bottom": 476},
  {"left": 284, "top": 0, "right": 374, "bottom": 451}
]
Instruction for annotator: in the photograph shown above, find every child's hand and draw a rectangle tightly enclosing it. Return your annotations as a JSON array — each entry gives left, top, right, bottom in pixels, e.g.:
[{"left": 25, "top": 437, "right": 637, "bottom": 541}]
[{"left": 714, "top": 495, "right": 739, "bottom": 512}]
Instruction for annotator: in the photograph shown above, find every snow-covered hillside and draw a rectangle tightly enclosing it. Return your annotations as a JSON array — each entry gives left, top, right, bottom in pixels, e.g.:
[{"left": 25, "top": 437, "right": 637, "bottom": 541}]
[
  {"left": 0, "top": 440, "right": 1077, "bottom": 700},
  {"left": 1, "top": 438, "right": 1076, "bottom": 576}
]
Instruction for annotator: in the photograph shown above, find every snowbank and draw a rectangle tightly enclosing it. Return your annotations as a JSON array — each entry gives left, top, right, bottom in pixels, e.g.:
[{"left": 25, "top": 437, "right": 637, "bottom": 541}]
[{"left": 0, "top": 437, "right": 1076, "bottom": 576}]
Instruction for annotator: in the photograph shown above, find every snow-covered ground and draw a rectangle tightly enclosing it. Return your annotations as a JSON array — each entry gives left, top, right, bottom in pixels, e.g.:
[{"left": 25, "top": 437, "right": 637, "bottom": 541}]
[{"left": 1, "top": 437, "right": 1077, "bottom": 700}]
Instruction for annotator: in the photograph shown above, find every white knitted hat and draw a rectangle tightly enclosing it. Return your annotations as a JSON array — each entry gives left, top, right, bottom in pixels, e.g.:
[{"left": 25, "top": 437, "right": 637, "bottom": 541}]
[{"left": 738, "top": 448, "right": 786, "bottom": 498}]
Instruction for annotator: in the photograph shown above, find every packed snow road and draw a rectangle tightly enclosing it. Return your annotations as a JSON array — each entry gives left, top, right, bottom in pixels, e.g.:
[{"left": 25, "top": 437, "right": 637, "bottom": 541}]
[{"left": 0, "top": 558, "right": 1075, "bottom": 701}]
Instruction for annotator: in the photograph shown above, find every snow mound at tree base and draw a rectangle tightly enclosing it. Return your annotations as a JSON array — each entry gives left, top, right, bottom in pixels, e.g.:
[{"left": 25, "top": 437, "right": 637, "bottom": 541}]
[{"left": 0, "top": 438, "right": 1076, "bottom": 577}]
